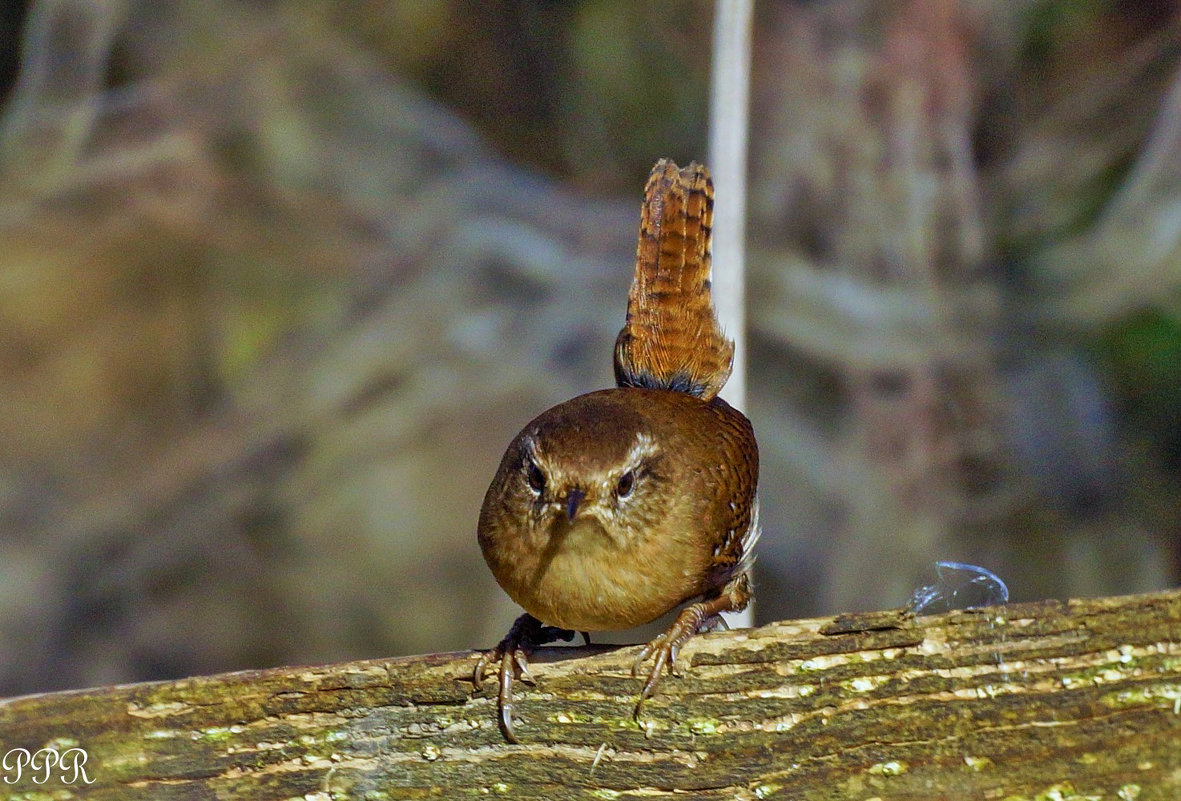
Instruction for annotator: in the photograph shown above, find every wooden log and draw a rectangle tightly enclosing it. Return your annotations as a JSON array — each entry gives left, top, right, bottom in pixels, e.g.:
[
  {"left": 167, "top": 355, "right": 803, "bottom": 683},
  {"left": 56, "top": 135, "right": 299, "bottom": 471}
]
[{"left": 0, "top": 588, "right": 1178, "bottom": 799}]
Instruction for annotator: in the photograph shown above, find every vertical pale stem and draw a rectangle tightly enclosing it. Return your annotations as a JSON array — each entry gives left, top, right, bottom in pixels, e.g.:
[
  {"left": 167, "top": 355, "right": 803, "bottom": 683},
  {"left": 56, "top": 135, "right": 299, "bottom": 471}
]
[
  {"left": 709, "top": 0, "right": 753, "bottom": 413},
  {"left": 709, "top": 0, "right": 755, "bottom": 628}
]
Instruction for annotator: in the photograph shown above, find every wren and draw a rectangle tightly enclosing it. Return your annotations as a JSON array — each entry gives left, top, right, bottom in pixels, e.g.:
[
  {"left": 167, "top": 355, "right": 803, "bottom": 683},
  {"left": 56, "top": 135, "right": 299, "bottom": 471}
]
[{"left": 474, "top": 159, "right": 760, "bottom": 742}]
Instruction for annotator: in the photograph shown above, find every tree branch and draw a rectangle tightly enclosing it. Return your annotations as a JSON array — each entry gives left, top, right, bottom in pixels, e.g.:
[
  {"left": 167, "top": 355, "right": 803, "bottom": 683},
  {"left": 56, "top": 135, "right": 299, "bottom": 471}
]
[{"left": 1, "top": 589, "right": 1179, "bottom": 798}]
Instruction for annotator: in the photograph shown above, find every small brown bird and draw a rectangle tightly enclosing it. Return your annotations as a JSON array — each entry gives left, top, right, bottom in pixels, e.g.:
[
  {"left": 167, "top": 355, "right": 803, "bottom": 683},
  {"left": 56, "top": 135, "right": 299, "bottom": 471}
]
[{"left": 474, "top": 159, "right": 759, "bottom": 742}]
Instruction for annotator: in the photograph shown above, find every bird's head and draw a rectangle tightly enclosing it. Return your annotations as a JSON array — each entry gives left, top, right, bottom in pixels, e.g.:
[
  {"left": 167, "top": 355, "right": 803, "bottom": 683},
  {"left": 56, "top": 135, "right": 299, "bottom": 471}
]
[{"left": 483, "top": 394, "right": 669, "bottom": 552}]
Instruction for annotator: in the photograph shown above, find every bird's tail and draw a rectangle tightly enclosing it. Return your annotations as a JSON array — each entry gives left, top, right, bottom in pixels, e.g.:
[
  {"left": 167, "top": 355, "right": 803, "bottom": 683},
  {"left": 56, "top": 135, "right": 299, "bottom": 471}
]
[{"left": 614, "top": 159, "right": 734, "bottom": 401}]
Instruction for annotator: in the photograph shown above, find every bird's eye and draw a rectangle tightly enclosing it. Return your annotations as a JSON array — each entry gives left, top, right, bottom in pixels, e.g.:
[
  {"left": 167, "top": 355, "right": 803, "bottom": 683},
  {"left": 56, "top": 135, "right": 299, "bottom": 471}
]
[
  {"left": 525, "top": 460, "right": 546, "bottom": 494},
  {"left": 615, "top": 469, "right": 635, "bottom": 498}
]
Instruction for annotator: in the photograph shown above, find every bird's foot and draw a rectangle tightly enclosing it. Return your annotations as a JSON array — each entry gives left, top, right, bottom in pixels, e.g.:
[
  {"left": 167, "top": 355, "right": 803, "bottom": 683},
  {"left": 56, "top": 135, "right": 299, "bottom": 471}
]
[
  {"left": 473, "top": 613, "right": 575, "bottom": 743},
  {"left": 631, "top": 586, "right": 749, "bottom": 722},
  {"left": 631, "top": 604, "right": 714, "bottom": 720}
]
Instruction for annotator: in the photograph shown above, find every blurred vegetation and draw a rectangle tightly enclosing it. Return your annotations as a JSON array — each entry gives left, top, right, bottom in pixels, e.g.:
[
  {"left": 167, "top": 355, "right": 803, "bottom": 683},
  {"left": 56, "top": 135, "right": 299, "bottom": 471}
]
[{"left": 0, "top": 0, "right": 1177, "bottom": 696}]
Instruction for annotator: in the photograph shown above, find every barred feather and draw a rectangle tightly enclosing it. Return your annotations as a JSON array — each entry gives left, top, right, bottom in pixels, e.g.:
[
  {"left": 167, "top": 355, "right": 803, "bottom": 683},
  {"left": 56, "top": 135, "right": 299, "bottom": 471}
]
[{"left": 613, "top": 159, "right": 734, "bottom": 401}]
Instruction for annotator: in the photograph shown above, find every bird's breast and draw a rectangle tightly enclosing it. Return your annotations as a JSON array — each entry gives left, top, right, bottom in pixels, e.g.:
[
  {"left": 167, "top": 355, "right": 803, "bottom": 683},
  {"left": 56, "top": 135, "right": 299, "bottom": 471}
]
[{"left": 514, "top": 535, "right": 710, "bottom": 631}]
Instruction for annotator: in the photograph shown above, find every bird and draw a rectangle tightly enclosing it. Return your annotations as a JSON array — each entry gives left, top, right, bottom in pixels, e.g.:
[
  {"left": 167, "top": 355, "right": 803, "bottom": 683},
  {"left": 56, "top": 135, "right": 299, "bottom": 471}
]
[{"left": 473, "top": 159, "right": 759, "bottom": 743}]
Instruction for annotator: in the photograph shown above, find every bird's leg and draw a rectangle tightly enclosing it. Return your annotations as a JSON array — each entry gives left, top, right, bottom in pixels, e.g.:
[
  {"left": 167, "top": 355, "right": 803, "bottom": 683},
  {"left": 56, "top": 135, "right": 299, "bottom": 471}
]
[
  {"left": 631, "top": 572, "right": 751, "bottom": 720},
  {"left": 472, "top": 613, "right": 575, "bottom": 743}
]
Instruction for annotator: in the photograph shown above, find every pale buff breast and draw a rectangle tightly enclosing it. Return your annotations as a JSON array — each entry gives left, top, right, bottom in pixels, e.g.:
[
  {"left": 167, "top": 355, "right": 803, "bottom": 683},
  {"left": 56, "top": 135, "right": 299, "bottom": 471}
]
[{"left": 502, "top": 518, "right": 712, "bottom": 632}]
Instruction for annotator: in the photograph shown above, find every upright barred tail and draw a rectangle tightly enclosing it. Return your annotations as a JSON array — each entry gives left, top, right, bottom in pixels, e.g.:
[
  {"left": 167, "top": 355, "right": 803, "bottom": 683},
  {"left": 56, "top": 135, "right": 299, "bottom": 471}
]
[{"left": 613, "top": 159, "right": 734, "bottom": 401}]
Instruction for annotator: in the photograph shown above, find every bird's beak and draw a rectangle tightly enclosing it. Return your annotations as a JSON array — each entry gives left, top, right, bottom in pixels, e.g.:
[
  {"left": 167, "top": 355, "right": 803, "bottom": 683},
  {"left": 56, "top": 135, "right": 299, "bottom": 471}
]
[{"left": 564, "top": 488, "right": 585, "bottom": 523}]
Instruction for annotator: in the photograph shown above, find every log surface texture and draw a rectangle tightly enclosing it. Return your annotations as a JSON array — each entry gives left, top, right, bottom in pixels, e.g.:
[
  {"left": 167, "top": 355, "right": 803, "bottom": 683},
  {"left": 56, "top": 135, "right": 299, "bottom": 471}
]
[{"left": 0, "top": 589, "right": 1178, "bottom": 799}]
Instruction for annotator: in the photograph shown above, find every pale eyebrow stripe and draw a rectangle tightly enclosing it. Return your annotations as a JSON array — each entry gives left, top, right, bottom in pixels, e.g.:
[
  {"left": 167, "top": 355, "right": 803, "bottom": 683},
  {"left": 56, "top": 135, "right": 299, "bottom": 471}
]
[{"left": 622, "top": 430, "right": 660, "bottom": 471}]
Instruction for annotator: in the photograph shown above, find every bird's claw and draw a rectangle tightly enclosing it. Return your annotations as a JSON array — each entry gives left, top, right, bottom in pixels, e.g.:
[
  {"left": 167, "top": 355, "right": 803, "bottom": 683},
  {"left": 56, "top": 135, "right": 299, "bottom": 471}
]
[
  {"left": 472, "top": 613, "right": 574, "bottom": 743},
  {"left": 513, "top": 649, "right": 535, "bottom": 684},
  {"left": 630, "top": 603, "right": 729, "bottom": 722},
  {"left": 631, "top": 634, "right": 683, "bottom": 719}
]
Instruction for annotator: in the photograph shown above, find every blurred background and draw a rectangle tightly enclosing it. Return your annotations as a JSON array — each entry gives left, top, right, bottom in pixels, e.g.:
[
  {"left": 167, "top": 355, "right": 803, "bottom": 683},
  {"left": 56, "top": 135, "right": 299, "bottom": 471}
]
[{"left": 0, "top": 0, "right": 1178, "bottom": 696}]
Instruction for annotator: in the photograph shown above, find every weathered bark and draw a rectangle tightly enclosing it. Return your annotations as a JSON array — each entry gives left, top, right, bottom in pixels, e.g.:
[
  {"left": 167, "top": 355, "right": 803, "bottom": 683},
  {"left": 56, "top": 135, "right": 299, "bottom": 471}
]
[{"left": 0, "top": 589, "right": 1178, "bottom": 799}]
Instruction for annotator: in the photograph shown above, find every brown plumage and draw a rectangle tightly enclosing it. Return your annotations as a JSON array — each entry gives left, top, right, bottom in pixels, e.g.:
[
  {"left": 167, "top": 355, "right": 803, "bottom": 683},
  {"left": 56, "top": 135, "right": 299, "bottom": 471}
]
[
  {"left": 474, "top": 159, "right": 759, "bottom": 743},
  {"left": 614, "top": 159, "right": 734, "bottom": 400}
]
